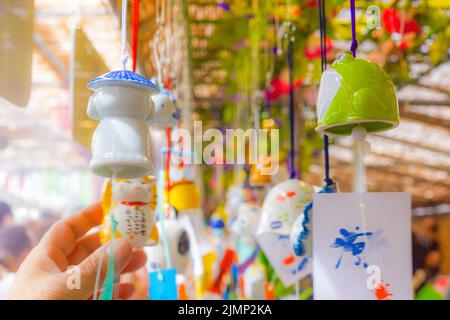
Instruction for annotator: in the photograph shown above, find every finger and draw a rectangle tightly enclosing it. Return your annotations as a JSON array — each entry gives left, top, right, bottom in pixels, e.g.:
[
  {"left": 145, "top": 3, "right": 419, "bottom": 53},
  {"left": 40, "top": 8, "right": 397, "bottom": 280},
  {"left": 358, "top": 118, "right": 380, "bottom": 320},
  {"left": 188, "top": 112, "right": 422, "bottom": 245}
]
[
  {"left": 120, "top": 250, "right": 147, "bottom": 274},
  {"left": 68, "top": 232, "right": 101, "bottom": 265},
  {"left": 77, "top": 239, "right": 133, "bottom": 299},
  {"left": 40, "top": 203, "right": 103, "bottom": 258}
]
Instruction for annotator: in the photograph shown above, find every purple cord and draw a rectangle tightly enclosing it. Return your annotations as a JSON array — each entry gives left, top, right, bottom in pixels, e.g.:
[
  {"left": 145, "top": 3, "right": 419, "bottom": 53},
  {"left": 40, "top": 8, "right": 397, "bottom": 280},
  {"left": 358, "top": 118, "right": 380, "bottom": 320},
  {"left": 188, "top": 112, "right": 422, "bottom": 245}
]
[
  {"left": 287, "top": 40, "right": 297, "bottom": 180},
  {"left": 350, "top": 0, "right": 358, "bottom": 57},
  {"left": 318, "top": 0, "right": 334, "bottom": 186}
]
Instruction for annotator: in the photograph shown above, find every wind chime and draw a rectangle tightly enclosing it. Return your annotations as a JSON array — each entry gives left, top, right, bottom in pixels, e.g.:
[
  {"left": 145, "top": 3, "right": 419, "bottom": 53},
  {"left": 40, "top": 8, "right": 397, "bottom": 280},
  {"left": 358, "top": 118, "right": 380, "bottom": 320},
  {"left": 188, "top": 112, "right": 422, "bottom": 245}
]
[
  {"left": 256, "top": 1, "right": 315, "bottom": 297},
  {"left": 85, "top": 0, "right": 163, "bottom": 300},
  {"left": 290, "top": 0, "right": 337, "bottom": 258},
  {"left": 295, "top": 1, "right": 410, "bottom": 301},
  {"left": 314, "top": 1, "right": 399, "bottom": 190},
  {"left": 290, "top": 0, "right": 399, "bottom": 261}
]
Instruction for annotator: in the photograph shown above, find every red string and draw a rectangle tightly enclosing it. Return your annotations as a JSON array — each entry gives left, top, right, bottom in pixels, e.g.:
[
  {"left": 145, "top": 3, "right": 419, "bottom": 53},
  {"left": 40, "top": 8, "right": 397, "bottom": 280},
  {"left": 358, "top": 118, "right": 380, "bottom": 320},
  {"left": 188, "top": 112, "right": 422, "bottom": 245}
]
[
  {"left": 165, "top": 127, "right": 172, "bottom": 217},
  {"left": 131, "top": 0, "right": 140, "bottom": 72}
]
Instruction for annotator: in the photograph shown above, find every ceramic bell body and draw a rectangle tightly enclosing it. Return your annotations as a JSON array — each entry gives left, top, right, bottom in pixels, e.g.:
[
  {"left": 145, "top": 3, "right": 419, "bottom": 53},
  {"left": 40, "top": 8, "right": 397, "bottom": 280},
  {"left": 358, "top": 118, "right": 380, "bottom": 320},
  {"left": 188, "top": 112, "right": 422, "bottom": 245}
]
[
  {"left": 100, "top": 177, "right": 159, "bottom": 247},
  {"left": 147, "top": 88, "right": 180, "bottom": 128},
  {"left": 258, "top": 179, "right": 314, "bottom": 237},
  {"left": 144, "top": 219, "right": 191, "bottom": 275},
  {"left": 87, "top": 70, "right": 159, "bottom": 178},
  {"left": 256, "top": 179, "right": 314, "bottom": 286},
  {"left": 168, "top": 179, "right": 201, "bottom": 212},
  {"left": 316, "top": 53, "right": 399, "bottom": 136}
]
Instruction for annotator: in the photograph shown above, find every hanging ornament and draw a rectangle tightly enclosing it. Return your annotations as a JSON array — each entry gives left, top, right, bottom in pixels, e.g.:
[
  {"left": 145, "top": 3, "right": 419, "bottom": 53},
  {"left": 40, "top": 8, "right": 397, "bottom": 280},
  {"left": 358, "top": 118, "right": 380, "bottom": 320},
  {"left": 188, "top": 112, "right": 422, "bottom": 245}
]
[
  {"left": 231, "top": 202, "right": 260, "bottom": 247},
  {"left": 224, "top": 185, "right": 247, "bottom": 224},
  {"left": 210, "top": 215, "right": 226, "bottom": 238},
  {"left": 145, "top": 219, "right": 191, "bottom": 275},
  {"left": 257, "top": 179, "right": 314, "bottom": 286},
  {"left": 168, "top": 179, "right": 201, "bottom": 213},
  {"left": 315, "top": 53, "right": 399, "bottom": 137},
  {"left": 87, "top": 0, "right": 159, "bottom": 179},
  {"left": 87, "top": 71, "right": 159, "bottom": 178},
  {"left": 147, "top": 87, "right": 180, "bottom": 128},
  {"left": 99, "top": 177, "right": 159, "bottom": 247}
]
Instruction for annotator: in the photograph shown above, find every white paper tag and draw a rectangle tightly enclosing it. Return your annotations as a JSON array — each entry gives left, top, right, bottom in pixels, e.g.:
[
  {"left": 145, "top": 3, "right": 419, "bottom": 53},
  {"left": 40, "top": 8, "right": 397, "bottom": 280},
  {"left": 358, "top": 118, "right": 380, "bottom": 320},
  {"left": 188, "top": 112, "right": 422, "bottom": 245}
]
[{"left": 313, "top": 192, "right": 413, "bottom": 300}]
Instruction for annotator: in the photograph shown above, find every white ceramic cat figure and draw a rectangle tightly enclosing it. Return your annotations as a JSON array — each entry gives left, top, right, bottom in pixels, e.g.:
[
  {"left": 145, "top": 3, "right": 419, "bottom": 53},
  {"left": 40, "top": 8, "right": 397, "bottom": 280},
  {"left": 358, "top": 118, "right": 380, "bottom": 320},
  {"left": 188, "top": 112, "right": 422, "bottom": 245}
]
[
  {"left": 147, "top": 88, "right": 180, "bottom": 128},
  {"left": 108, "top": 177, "right": 158, "bottom": 247},
  {"left": 231, "top": 202, "right": 260, "bottom": 247}
]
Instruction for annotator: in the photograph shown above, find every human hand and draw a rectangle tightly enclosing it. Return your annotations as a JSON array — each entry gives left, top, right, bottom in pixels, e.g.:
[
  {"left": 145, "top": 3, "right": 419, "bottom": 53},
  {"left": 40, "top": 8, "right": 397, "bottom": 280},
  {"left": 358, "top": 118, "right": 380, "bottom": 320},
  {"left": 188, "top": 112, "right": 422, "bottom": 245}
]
[{"left": 8, "top": 203, "right": 146, "bottom": 300}]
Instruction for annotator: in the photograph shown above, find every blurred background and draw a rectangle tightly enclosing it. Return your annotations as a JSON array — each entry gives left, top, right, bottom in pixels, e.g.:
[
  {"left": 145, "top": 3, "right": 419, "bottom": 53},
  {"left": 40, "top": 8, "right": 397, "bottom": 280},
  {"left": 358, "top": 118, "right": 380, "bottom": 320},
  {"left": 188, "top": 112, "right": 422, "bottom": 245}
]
[{"left": 0, "top": 0, "right": 448, "bottom": 299}]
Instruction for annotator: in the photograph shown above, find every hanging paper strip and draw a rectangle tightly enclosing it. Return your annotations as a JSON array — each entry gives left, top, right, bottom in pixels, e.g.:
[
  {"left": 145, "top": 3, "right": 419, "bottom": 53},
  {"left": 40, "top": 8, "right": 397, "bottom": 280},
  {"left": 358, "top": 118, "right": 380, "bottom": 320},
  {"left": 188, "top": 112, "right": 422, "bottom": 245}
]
[
  {"left": 149, "top": 269, "right": 178, "bottom": 300},
  {"left": 313, "top": 192, "right": 413, "bottom": 300}
]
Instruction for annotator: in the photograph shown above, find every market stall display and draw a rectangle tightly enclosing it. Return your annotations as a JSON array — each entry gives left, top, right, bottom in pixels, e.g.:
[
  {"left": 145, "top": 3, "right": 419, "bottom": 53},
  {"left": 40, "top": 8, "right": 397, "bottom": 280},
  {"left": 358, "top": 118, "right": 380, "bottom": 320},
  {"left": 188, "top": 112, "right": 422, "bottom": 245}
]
[{"left": 0, "top": 0, "right": 448, "bottom": 302}]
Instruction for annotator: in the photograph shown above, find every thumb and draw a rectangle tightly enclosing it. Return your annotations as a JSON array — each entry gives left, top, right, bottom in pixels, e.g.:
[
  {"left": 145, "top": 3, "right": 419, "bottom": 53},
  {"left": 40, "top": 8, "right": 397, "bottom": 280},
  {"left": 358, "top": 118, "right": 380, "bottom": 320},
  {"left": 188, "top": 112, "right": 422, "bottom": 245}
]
[{"left": 77, "top": 239, "right": 132, "bottom": 299}]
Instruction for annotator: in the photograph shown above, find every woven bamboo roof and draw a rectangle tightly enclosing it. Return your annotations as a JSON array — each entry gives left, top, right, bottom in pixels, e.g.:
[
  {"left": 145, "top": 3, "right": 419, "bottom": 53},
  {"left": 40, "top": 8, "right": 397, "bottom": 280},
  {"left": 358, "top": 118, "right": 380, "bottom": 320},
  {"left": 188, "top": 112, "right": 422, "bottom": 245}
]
[{"left": 0, "top": 0, "right": 448, "bottom": 210}]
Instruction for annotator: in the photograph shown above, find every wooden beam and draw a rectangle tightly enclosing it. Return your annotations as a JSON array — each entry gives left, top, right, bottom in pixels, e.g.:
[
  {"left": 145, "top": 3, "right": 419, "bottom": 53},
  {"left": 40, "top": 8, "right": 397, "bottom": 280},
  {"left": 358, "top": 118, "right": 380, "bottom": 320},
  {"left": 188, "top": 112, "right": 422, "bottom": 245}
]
[
  {"left": 33, "top": 32, "right": 68, "bottom": 82},
  {"left": 333, "top": 143, "right": 450, "bottom": 173},
  {"left": 400, "top": 108, "right": 450, "bottom": 130},
  {"left": 399, "top": 99, "right": 450, "bottom": 107},
  {"left": 373, "top": 134, "right": 450, "bottom": 157}
]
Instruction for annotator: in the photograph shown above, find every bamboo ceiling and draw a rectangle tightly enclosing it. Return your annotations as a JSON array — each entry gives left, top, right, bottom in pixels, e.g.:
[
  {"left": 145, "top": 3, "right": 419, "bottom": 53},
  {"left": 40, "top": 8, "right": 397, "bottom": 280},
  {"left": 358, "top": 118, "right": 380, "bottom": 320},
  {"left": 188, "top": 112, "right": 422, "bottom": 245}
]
[{"left": 3, "top": 0, "right": 448, "bottom": 209}]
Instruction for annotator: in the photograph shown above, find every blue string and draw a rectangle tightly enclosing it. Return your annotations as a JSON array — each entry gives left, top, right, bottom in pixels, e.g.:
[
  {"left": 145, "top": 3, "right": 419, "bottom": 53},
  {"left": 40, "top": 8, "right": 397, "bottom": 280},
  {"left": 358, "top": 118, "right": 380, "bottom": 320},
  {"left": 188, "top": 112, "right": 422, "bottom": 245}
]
[{"left": 287, "top": 39, "right": 296, "bottom": 180}]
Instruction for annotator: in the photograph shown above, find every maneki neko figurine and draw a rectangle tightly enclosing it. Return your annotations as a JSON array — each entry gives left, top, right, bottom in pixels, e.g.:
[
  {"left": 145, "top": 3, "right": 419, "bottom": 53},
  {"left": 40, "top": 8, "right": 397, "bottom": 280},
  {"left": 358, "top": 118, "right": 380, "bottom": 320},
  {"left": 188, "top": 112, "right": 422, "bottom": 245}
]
[
  {"left": 87, "top": 70, "right": 159, "bottom": 179},
  {"left": 100, "top": 176, "right": 159, "bottom": 247}
]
